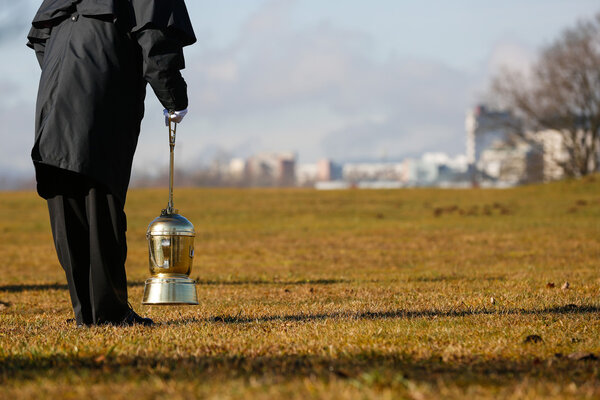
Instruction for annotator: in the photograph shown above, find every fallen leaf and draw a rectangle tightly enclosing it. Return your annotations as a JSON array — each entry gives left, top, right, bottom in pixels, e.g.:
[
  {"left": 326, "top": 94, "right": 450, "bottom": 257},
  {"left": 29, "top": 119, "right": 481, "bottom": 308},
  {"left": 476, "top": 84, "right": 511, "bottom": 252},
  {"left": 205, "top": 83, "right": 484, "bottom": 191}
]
[
  {"left": 567, "top": 352, "right": 597, "bottom": 361},
  {"left": 523, "top": 334, "right": 543, "bottom": 344},
  {"left": 334, "top": 369, "right": 350, "bottom": 378}
]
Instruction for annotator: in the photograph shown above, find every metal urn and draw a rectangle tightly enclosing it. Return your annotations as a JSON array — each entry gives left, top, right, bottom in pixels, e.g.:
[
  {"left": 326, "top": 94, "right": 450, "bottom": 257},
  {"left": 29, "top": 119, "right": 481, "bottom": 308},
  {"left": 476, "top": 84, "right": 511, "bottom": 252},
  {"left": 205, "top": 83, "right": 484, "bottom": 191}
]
[{"left": 142, "top": 117, "right": 199, "bottom": 305}]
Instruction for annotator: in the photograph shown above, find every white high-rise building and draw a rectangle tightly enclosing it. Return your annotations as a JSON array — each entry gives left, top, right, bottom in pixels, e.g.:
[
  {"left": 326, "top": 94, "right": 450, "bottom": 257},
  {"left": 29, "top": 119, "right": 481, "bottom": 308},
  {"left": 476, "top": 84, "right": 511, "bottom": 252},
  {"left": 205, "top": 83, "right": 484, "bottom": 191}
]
[
  {"left": 466, "top": 105, "right": 566, "bottom": 184},
  {"left": 465, "top": 105, "right": 518, "bottom": 167},
  {"left": 528, "top": 130, "right": 567, "bottom": 181}
]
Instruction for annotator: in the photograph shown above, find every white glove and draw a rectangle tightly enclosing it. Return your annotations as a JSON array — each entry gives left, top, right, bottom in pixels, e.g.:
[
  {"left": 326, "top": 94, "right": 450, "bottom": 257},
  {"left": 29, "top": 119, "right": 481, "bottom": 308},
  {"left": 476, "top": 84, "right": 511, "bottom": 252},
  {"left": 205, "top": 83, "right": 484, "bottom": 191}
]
[{"left": 164, "top": 108, "right": 188, "bottom": 125}]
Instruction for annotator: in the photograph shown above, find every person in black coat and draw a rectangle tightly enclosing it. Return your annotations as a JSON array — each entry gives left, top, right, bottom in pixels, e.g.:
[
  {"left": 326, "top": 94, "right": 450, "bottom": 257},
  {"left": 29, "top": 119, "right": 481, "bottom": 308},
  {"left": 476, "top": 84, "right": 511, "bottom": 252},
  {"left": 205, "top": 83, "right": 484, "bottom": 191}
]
[{"left": 27, "top": 0, "right": 196, "bottom": 326}]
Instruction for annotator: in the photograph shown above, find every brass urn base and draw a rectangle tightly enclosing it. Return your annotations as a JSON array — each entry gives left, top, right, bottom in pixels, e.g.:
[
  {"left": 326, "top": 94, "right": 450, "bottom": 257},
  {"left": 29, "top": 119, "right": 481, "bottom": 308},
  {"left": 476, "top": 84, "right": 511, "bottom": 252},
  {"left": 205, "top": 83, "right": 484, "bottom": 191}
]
[{"left": 142, "top": 275, "right": 199, "bottom": 305}]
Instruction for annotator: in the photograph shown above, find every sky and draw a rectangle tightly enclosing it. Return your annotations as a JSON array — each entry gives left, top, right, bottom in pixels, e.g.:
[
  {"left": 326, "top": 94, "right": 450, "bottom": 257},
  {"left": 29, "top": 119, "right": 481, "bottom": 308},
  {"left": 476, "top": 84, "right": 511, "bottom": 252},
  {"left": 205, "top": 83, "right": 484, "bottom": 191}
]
[{"left": 0, "top": 0, "right": 598, "bottom": 181}]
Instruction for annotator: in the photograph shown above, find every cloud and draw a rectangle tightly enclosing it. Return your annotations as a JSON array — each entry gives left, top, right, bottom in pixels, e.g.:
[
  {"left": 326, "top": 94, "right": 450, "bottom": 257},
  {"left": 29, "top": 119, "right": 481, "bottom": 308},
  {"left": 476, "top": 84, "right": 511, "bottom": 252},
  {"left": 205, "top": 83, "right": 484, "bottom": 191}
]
[
  {"left": 182, "top": 0, "right": 472, "bottom": 161},
  {"left": 465, "top": 39, "right": 537, "bottom": 109},
  {"left": 0, "top": 1, "right": 34, "bottom": 43},
  {"left": 187, "top": 13, "right": 376, "bottom": 116},
  {"left": 486, "top": 41, "right": 536, "bottom": 76},
  {"left": 1, "top": 0, "right": 484, "bottom": 180}
]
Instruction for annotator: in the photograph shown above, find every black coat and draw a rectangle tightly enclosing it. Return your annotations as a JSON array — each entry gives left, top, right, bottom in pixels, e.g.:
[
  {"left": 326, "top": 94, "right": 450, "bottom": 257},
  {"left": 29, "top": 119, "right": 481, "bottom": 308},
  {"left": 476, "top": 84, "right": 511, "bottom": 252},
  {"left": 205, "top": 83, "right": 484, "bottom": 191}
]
[{"left": 27, "top": 0, "right": 196, "bottom": 203}]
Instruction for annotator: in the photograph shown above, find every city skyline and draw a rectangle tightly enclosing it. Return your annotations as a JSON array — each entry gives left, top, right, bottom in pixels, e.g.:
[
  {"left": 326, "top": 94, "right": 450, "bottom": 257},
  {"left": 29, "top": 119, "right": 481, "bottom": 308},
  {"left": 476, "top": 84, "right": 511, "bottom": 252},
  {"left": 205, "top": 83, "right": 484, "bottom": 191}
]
[{"left": 0, "top": 0, "right": 598, "bottom": 182}]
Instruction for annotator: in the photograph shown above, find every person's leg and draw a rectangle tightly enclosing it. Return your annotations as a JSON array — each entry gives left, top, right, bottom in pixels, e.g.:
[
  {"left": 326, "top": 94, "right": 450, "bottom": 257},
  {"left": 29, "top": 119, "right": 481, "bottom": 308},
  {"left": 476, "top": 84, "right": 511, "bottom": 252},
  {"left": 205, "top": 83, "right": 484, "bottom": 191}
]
[
  {"left": 85, "top": 186, "right": 131, "bottom": 324},
  {"left": 47, "top": 193, "right": 94, "bottom": 326},
  {"left": 40, "top": 164, "right": 152, "bottom": 326}
]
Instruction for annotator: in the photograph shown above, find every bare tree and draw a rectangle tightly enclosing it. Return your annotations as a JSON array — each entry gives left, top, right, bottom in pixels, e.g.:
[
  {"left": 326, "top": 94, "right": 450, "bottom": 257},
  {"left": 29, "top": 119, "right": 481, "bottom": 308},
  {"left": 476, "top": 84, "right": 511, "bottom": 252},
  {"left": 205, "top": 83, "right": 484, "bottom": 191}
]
[{"left": 491, "top": 13, "right": 600, "bottom": 177}]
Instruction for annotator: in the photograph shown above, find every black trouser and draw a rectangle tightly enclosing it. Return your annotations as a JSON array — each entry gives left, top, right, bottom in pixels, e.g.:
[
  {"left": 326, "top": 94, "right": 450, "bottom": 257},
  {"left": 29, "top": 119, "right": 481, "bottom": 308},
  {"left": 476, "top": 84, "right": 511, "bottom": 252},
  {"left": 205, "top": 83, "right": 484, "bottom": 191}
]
[{"left": 39, "top": 165, "right": 130, "bottom": 325}]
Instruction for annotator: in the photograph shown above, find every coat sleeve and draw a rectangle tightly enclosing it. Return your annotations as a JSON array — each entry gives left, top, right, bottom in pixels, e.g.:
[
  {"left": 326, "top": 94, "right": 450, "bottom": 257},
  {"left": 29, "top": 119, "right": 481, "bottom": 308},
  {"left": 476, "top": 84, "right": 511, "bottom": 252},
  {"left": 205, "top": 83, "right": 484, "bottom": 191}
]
[
  {"left": 130, "top": 0, "right": 196, "bottom": 111},
  {"left": 27, "top": 26, "right": 51, "bottom": 68},
  {"left": 135, "top": 28, "right": 189, "bottom": 111}
]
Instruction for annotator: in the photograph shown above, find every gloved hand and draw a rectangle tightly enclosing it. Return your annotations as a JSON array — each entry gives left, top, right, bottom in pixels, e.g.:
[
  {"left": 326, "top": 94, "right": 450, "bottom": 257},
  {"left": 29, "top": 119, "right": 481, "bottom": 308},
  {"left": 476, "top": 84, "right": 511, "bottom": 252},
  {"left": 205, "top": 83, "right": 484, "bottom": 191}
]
[{"left": 164, "top": 108, "right": 188, "bottom": 125}]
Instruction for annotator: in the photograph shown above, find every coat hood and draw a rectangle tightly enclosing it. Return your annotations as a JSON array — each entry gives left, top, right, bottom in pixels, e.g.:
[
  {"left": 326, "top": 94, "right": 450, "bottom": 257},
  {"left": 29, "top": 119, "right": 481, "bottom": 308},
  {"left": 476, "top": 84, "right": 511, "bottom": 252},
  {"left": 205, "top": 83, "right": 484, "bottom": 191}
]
[
  {"left": 28, "top": 0, "right": 196, "bottom": 47},
  {"left": 31, "top": 0, "right": 116, "bottom": 28},
  {"left": 27, "top": 0, "right": 116, "bottom": 47}
]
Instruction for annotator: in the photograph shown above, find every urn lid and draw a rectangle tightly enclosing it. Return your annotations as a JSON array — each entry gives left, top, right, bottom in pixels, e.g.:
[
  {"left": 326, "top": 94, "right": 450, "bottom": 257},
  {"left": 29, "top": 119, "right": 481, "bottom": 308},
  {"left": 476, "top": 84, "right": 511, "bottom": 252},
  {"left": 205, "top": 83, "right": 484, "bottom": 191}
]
[{"left": 147, "top": 212, "right": 195, "bottom": 237}]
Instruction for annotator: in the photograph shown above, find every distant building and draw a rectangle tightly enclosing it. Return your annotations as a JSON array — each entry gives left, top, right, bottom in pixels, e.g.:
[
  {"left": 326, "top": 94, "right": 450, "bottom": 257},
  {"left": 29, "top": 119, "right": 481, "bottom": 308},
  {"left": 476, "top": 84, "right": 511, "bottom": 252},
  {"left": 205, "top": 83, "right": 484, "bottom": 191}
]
[
  {"left": 342, "top": 162, "right": 404, "bottom": 183},
  {"left": 527, "top": 130, "right": 568, "bottom": 182},
  {"left": 296, "top": 163, "right": 318, "bottom": 186},
  {"left": 316, "top": 159, "right": 343, "bottom": 181},
  {"left": 279, "top": 156, "right": 296, "bottom": 186},
  {"left": 465, "top": 105, "right": 518, "bottom": 168},
  {"left": 402, "top": 153, "right": 468, "bottom": 186},
  {"left": 228, "top": 158, "right": 246, "bottom": 181},
  {"left": 466, "top": 105, "right": 566, "bottom": 185},
  {"left": 406, "top": 159, "right": 438, "bottom": 184},
  {"left": 245, "top": 152, "right": 296, "bottom": 187},
  {"left": 478, "top": 138, "right": 543, "bottom": 185}
]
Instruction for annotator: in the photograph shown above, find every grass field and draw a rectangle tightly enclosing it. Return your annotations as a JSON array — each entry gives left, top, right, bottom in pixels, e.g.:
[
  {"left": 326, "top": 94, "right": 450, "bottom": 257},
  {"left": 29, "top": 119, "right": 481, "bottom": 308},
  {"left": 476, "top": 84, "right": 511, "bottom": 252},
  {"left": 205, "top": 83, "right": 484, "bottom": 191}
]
[{"left": 1, "top": 177, "right": 600, "bottom": 399}]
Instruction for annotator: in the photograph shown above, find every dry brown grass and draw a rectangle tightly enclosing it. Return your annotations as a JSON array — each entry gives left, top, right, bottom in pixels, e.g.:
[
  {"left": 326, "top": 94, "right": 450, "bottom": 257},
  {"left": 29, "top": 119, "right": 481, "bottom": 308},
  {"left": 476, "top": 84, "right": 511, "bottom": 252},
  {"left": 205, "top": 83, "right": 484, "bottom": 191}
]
[{"left": 1, "top": 177, "right": 600, "bottom": 399}]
